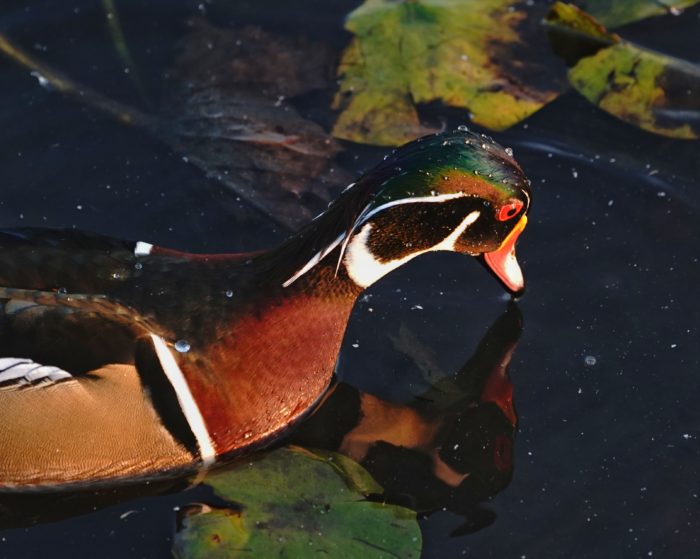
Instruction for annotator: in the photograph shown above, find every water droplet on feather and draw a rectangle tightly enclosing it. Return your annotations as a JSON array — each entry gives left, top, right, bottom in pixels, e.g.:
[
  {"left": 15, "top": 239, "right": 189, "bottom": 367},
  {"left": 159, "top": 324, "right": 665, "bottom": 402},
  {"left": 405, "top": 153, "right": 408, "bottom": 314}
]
[{"left": 174, "top": 340, "right": 191, "bottom": 353}]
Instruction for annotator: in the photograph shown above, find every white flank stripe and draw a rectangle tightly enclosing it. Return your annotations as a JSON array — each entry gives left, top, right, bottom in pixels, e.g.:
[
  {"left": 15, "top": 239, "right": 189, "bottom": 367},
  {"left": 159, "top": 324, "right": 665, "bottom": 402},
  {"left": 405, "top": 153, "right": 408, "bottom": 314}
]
[
  {"left": 282, "top": 233, "right": 345, "bottom": 288},
  {"left": 344, "top": 211, "right": 480, "bottom": 288},
  {"left": 149, "top": 334, "right": 216, "bottom": 465},
  {"left": 134, "top": 241, "right": 153, "bottom": 256}
]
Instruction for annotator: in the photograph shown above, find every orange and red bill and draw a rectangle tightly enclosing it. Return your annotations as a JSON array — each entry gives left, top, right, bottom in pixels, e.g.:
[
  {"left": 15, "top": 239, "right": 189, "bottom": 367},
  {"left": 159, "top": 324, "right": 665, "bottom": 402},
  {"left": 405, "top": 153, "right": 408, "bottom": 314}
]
[{"left": 481, "top": 215, "right": 528, "bottom": 295}]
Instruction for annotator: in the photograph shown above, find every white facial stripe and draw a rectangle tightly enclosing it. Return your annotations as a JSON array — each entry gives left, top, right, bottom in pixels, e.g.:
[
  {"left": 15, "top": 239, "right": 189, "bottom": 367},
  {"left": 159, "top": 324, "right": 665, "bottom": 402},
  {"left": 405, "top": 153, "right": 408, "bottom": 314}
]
[
  {"left": 150, "top": 334, "right": 216, "bottom": 465},
  {"left": 358, "top": 192, "right": 467, "bottom": 226},
  {"left": 344, "top": 211, "right": 481, "bottom": 288},
  {"left": 282, "top": 233, "right": 345, "bottom": 288},
  {"left": 134, "top": 241, "right": 153, "bottom": 256},
  {"left": 336, "top": 192, "right": 469, "bottom": 277}
]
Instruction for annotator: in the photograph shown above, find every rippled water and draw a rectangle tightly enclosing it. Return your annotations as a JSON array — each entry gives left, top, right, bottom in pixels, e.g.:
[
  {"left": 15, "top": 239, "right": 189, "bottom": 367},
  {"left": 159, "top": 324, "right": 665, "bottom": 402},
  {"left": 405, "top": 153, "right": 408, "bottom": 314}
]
[{"left": 0, "top": 1, "right": 698, "bottom": 557}]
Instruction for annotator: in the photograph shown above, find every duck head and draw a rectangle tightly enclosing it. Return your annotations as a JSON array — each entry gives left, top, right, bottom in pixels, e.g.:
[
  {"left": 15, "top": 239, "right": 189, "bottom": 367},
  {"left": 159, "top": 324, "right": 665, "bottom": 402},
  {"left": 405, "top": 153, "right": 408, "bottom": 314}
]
[{"left": 336, "top": 128, "right": 531, "bottom": 294}]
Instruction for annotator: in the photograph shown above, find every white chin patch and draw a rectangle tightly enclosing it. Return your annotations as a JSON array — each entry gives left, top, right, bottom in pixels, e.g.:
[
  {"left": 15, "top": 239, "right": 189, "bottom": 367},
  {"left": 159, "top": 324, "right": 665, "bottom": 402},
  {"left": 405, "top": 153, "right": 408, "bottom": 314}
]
[
  {"left": 0, "top": 357, "right": 72, "bottom": 389},
  {"left": 344, "top": 211, "right": 480, "bottom": 288}
]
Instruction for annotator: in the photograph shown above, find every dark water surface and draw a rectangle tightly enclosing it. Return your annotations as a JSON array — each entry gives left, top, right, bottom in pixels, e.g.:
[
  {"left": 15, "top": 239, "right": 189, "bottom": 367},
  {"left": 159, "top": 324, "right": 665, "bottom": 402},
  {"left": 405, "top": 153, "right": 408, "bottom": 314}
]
[{"left": 0, "top": 1, "right": 699, "bottom": 557}]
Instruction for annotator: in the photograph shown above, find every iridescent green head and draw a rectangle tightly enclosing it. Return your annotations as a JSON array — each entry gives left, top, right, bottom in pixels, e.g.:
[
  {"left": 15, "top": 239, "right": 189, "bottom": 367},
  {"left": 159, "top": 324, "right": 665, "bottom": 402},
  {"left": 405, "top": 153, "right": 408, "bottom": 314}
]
[{"left": 340, "top": 127, "right": 531, "bottom": 294}]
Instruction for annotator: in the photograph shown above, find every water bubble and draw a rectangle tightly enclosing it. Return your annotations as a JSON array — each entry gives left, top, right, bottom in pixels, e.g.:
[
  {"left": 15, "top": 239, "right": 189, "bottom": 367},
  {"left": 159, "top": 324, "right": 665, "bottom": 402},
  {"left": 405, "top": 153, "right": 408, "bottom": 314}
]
[
  {"left": 457, "top": 124, "right": 469, "bottom": 132},
  {"left": 481, "top": 143, "right": 488, "bottom": 149},
  {"left": 174, "top": 340, "right": 191, "bottom": 353},
  {"left": 505, "top": 147, "right": 514, "bottom": 157},
  {"left": 57, "top": 287, "right": 68, "bottom": 295},
  {"left": 30, "top": 71, "right": 50, "bottom": 88},
  {"left": 584, "top": 355, "right": 597, "bottom": 366},
  {"left": 134, "top": 262, "right": 143, "bottom": 270},
  {"left": 225, "top": 290, "right": 234, "bottom": 298}
]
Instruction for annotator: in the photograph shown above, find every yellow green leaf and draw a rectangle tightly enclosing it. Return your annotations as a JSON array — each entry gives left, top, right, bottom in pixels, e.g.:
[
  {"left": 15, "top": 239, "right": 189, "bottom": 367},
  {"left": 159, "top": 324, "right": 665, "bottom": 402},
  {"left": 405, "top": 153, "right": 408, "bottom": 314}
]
[
  {"left": 546, "top": 2, "right": 619, "bottom": 44},
  {"left": 569, "top": 42, "right": 700, "bottom": 139},
  {"left": 332, "top": 0, "right": 562, "bottom": 146}
]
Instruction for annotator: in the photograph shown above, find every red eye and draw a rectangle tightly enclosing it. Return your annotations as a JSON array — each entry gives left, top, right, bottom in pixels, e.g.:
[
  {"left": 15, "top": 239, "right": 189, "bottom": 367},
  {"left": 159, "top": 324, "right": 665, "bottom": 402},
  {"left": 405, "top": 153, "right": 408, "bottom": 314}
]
[{"left": 496, "top": 199, "right": 523, "bottom": 221}]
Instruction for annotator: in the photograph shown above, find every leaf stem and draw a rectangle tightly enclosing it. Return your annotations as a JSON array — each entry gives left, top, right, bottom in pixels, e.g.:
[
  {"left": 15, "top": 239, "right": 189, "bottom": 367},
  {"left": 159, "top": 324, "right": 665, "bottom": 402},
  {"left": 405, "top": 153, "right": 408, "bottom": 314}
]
[{"left": 0, "top": 33, "right": 155, "bottom": 130}]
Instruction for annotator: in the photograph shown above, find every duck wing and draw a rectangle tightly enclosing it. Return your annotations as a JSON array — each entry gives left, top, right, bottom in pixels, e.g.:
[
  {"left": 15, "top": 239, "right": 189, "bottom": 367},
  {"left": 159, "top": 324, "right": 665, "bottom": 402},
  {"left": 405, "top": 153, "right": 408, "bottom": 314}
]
[
  {"left": 0, "top": 228, "right": 167, "bottom": 300},
  {"left": 0, "top": 293, "right": 203, "bottom": 489}
]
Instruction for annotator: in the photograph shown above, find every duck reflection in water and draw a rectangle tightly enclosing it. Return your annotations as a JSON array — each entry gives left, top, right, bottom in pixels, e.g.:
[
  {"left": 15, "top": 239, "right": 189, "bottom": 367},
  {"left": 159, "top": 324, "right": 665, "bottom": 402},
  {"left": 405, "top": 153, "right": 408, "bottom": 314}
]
[{"left": 291, "top": 302, "right": 522, "bottom": 536}]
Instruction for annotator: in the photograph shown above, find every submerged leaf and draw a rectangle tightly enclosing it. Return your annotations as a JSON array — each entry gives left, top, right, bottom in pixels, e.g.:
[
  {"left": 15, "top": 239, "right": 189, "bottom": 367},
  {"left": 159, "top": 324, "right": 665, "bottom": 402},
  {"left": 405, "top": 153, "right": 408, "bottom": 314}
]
[
  {"left": 569, "top": 42, "right": 700, "bottom": 139},
  {"left": 162, "top": 20, "right": 350, "bottom": 230},
  {"left": 573, "top": 0, "right": 700, "bottom": 28},
  {"left": 172, "top": 447, "right": 421, "bottom": 558},
  {"left": 333, "top": 0, "right": 565, "bottom": 146}
]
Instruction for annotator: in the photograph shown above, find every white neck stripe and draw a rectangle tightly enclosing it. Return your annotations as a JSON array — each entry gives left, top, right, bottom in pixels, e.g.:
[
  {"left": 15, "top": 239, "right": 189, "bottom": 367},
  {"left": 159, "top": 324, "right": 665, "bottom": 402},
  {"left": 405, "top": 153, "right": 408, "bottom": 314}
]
[
  {"left": 150, "top": 334, "right": 216, "bottom": 465},
  {"left": 282, "top": 233, "right": 345, "bottom": 288}
]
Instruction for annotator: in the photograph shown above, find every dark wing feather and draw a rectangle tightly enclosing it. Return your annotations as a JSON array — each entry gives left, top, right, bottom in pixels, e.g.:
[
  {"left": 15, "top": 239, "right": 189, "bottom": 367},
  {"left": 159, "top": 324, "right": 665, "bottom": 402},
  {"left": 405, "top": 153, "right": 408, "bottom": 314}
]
[{"left": 0, "top": 228, "right": 142, "bottom": 295}]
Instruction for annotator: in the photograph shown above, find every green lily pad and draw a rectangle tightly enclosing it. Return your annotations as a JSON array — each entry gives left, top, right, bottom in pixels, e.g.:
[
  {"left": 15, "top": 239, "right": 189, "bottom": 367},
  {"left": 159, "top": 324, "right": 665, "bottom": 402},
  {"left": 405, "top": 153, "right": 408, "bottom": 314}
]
[
  {"left": 332, "top": 0, "right": 564, "bottom": 146},
  {"left": 172, "top": 446, "right": 421, "bottom": 558},
  {"left": 573, "top": 0, "right": 700, "bottom": 28},
  {"left": 569, "top": 42, "right": 700, "bottom": 139},
  {"left": 547, "top": 2, "right": 700, "bottom": 139}
]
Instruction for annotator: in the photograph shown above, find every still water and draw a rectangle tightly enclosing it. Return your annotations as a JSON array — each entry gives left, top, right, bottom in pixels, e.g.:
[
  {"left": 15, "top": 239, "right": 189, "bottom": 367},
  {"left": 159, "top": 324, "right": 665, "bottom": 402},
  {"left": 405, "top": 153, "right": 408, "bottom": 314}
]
[{"left": 0, "top": 1, "right": 699, "bottom": 557}]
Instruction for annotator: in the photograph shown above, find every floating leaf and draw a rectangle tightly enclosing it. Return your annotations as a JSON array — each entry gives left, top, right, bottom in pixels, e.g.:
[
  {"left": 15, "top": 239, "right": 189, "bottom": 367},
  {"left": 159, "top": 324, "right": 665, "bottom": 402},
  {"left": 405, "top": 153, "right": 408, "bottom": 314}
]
[
  {"left": 332, "top": 0, "right": 566, "bottom": 146},
  {"left": 573, "top": 0, "right": 700, "bottom": 28},
  {"left": 569, "top": 42, "right": 700, "bottom": 139},
  {"left": 544, "top": 2, "right": 619, "bottom": 66},
  {"left": 172, "top": 446, "right": 421, "bottom": 558},
  {"left": 547, "top": 2, "right": 700, "bottom": 139},
  {"left": 162, "top": 20, "right": 350, "bottom": 230}
]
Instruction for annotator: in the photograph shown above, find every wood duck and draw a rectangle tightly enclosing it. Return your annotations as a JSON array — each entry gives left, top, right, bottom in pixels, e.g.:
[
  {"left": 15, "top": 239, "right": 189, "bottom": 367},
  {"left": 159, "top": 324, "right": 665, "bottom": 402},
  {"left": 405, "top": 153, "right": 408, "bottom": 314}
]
[{"left": 0, "top": 128, "right": 530, "bottom": 489}]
